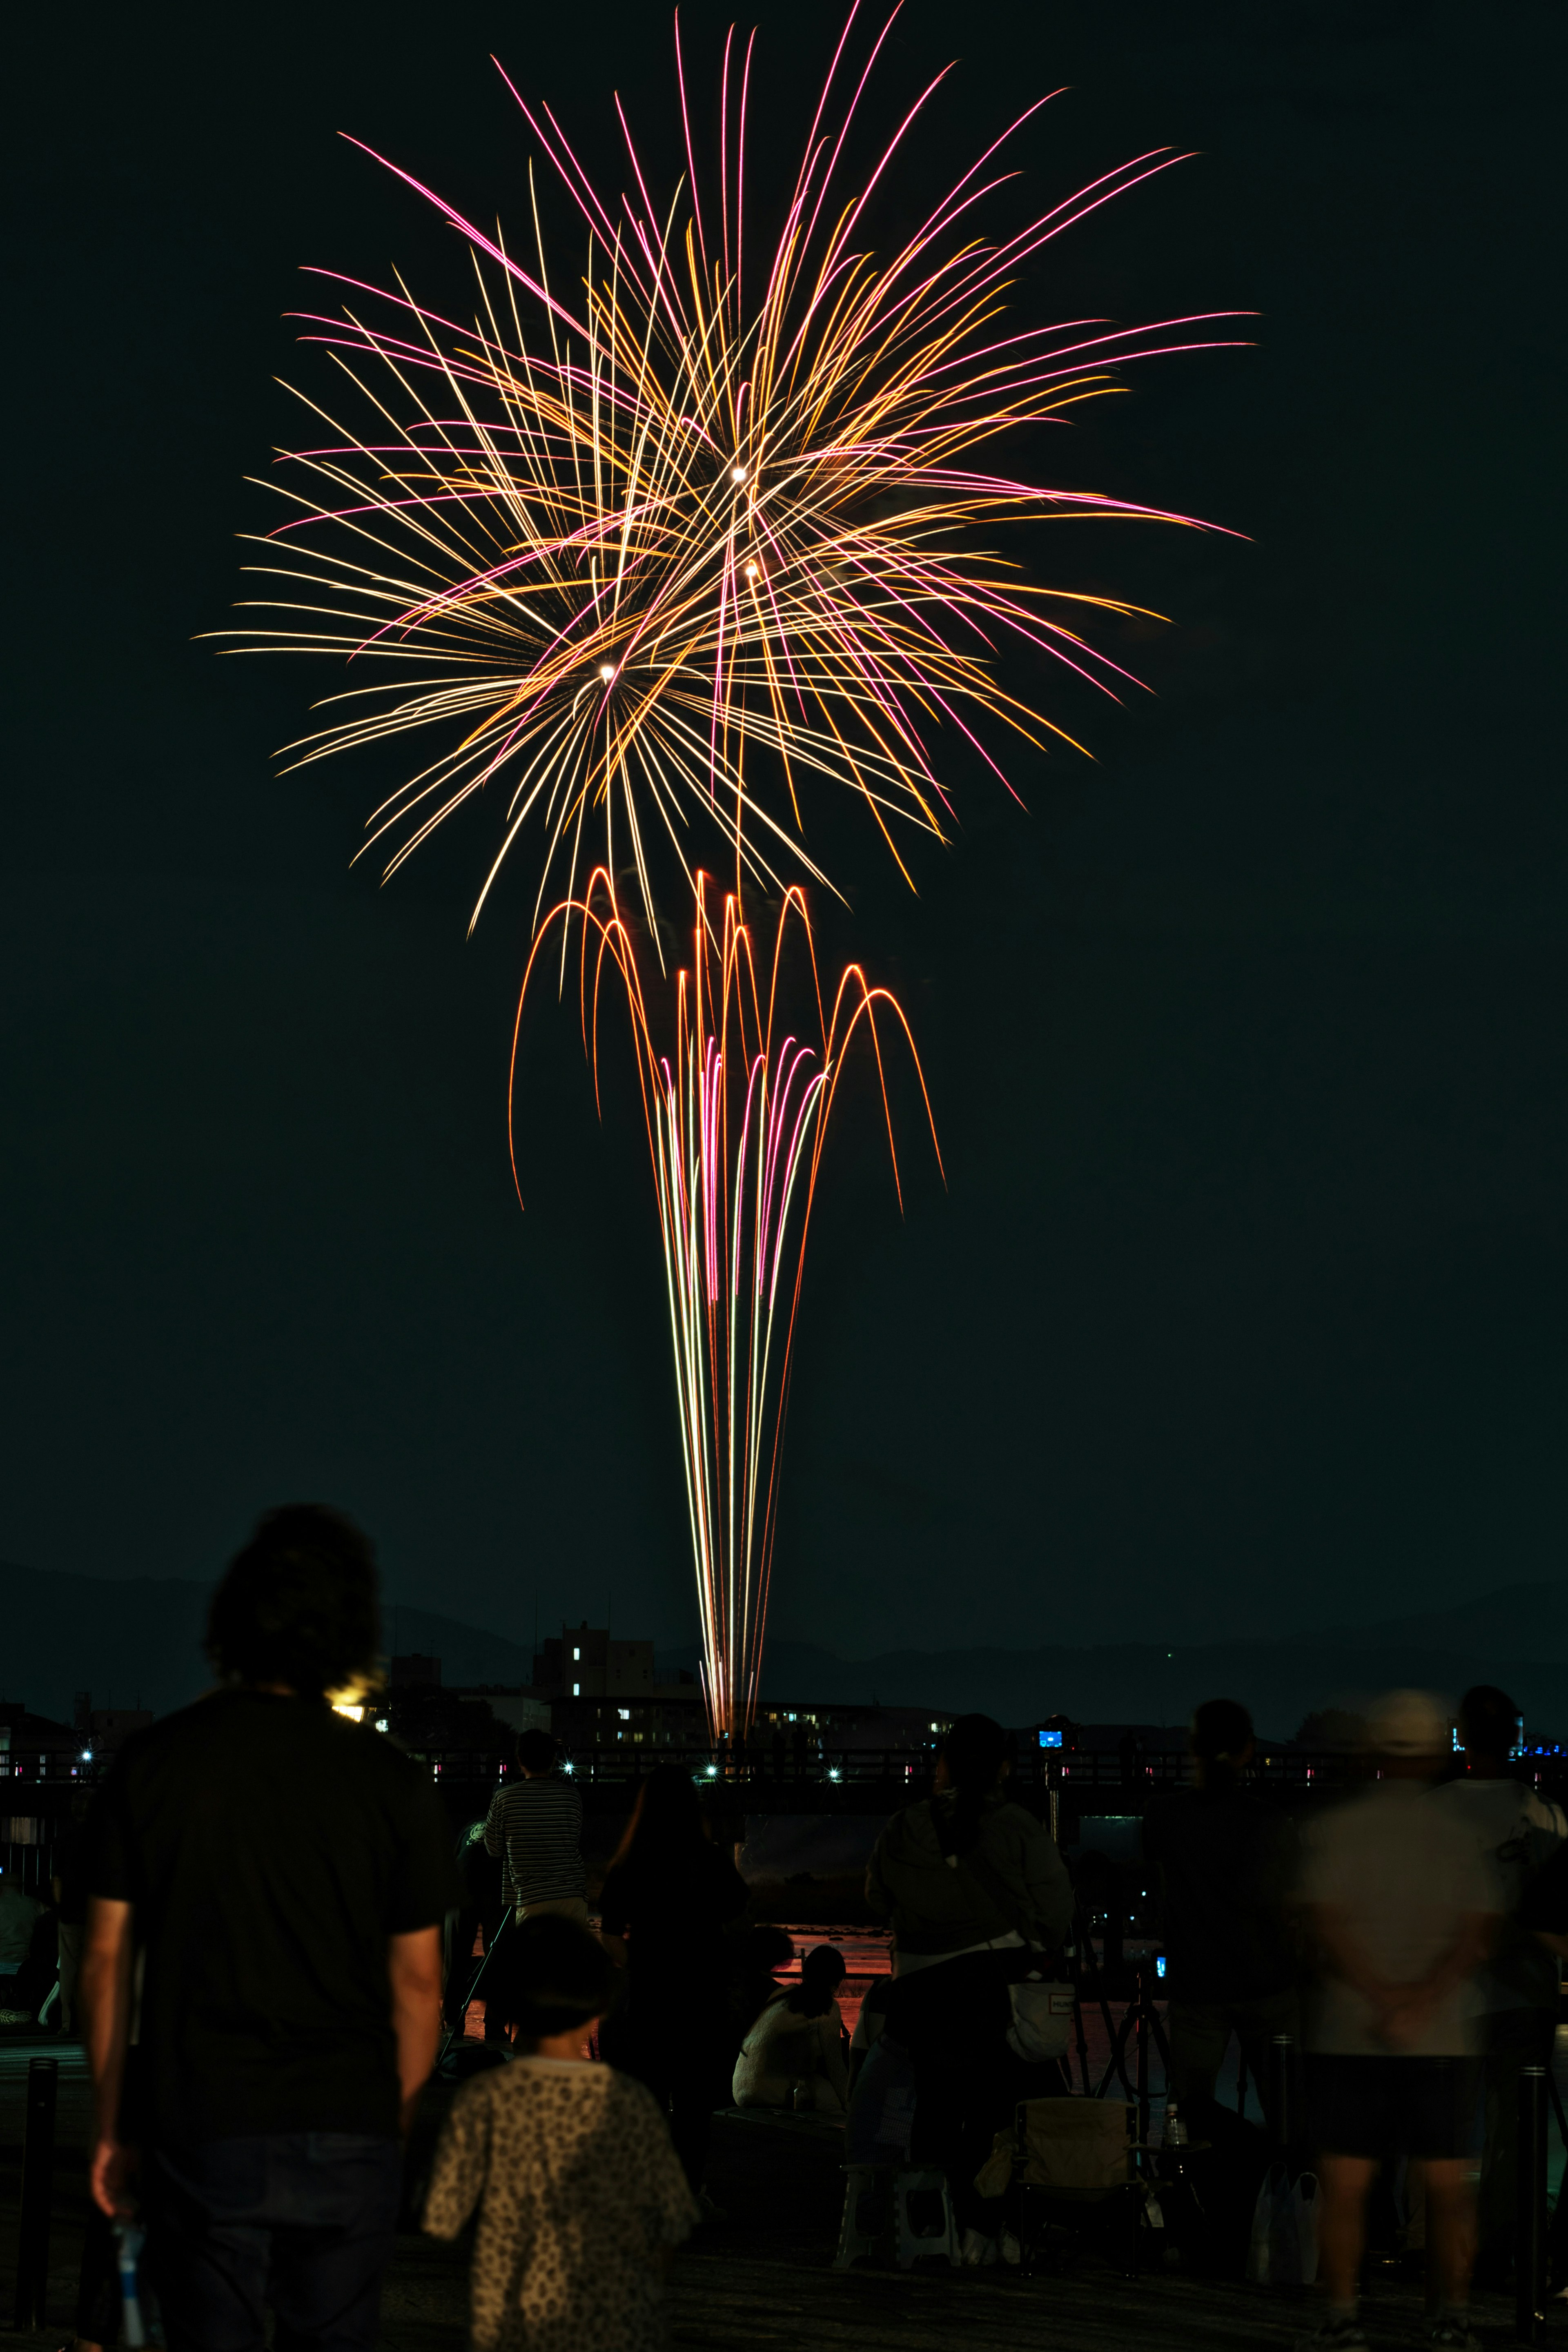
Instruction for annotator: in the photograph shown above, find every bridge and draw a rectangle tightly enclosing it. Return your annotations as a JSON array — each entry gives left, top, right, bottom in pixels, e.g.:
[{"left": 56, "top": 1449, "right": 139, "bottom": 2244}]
[{"left": 416, "top": 1740, "right": 1400, "bottom": 1822}]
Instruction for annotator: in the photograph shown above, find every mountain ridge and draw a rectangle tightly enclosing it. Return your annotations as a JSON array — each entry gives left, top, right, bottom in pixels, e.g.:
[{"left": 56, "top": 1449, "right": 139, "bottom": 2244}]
[{"left": 4, "top": 1559, "right": 1563, "bottom": 1734}]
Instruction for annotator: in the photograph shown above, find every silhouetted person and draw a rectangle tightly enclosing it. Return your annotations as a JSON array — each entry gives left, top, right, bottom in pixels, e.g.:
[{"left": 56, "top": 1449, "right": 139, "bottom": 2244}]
[
  {"left": 1433, "top": 1683, "right": 1564, "bottom": 2274},
  {"left": 483, "top": 1728, "right": 586, "bottom": 1925},
  {"left": 446, "top": 1821, "right": 509, "bottom": 2043},
  {"left": 866, "top": 1713, "right": 1073, "bottom": 2264},
  {"left": 845, "top": 1973, "right": 918, "bottom": 2175},
  {"left": 726, "top": 1922, "right": 795, "bottom": 2044},
  {"left": 598, "top": 1762, "right": 749, "bottom": 2203},
  {"left": 52, "top": 1786, "right": 94, "bottom": 2036},
  {"left": 1142, "top": 1697, "right": 1299, "bottom": 2133},
  {"left": 79, "top": 1505, "right": 457, "bottom": 2352},
  {"left": 423, "top": 1915, "right": 695, "bottom": 2351},
  {"left": 1295, "top": 1690, "right": 1498, "bottom": 2352},
  {"left": 0, "top": 1861, "right": 51, "bottom": 2027}
]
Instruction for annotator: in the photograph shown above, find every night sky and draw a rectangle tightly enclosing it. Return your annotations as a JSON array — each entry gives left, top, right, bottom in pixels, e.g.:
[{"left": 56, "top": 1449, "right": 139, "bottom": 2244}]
[{"left": 5, "top": 0, "right": 1562, "bottom": 1662}]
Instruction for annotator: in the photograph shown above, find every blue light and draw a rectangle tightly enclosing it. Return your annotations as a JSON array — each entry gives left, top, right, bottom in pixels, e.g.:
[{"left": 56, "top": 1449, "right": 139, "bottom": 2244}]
[
  {"left": 1038, "top": 1729, "right": 1064, "bottom": 1750},
  {"left": 1155, "top": 1955, "right": 1167, "bottom": 1980}
]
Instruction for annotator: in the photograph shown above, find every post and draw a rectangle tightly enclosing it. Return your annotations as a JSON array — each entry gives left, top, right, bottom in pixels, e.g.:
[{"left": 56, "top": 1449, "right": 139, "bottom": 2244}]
[
  {"left": 1269, "top": 2032, "right": 1294, "bottom": 2155},
  {"left": 1135, "top": 1962, "right": 1151, "bottom": 2152},
  {"left": 1517, "top": 2064, "right": 1548, "bottom": 2344},
  {"left": 13, "top": 2054, "right": 59, "bottom": 2327}
]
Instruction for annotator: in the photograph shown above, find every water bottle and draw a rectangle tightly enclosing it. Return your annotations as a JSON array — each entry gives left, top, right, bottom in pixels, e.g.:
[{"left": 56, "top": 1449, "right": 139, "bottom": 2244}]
[
  {"left": 1162, "top": 2099, "right": 1187, "bottom": 2149},
  {"left": 115, "top": 2222, "right": 147, "bottom": 2348}
]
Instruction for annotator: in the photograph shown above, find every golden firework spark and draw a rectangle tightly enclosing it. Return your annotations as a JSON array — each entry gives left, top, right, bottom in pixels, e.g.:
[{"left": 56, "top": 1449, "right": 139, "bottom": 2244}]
[{"left": 221, "top": 10, "right": 1239, "bottom": 948}]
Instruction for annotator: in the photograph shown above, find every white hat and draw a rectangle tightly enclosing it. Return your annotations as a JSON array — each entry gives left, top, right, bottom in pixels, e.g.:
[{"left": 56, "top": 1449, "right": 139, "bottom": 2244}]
[{"left": 1367, "top": 1688, "right": 1450, "bottom": 1758}]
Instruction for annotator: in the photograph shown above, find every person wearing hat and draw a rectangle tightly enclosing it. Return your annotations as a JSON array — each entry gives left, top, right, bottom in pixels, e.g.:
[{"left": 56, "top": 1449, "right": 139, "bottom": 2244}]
[{"left": 1294, "top": 1690, "right": 1500, "bottom": 2352}]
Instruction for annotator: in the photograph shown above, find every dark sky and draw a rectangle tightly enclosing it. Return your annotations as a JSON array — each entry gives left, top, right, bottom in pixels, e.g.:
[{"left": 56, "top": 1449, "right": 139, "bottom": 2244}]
[{"left": 4, "top": 0, "right": 1562, "bottom": 1662}]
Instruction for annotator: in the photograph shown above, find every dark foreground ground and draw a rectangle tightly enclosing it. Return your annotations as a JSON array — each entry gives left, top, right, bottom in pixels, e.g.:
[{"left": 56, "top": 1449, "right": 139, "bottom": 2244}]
[{"left": 0, "top": 2039, "right": 1527, "bottom": 2350}]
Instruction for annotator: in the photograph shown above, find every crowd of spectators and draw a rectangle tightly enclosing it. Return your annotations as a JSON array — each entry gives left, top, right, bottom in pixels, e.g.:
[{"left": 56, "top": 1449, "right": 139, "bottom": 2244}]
[{"left": 6, "top": 1502, "right": 1564, "bottom": 2352}]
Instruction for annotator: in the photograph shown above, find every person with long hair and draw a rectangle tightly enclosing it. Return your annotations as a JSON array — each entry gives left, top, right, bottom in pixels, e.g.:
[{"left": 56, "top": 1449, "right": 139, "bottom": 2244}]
[
  {"left": 866, "top": 1714, "right": 1073, "bottom": 2263},
  {"left": 597, "top": 1763, "right": 750, "bottom": 2204}
]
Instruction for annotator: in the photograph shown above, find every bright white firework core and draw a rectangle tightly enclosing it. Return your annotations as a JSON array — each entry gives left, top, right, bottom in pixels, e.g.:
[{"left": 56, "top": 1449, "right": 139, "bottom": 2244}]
[
  {"left": 599, "top": 664, "right": 616, "bottom": 682},
  {"left": 731, "top": 465, "right": 746, "bottom": 483}
]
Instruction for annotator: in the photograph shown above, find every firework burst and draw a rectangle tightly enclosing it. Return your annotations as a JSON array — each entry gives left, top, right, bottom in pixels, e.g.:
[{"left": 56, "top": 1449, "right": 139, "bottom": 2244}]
[
  {"left": 224, "top": 9, "right": 1237, "bottom": 948},
  {"left": 518, "top": 870, "right": 937, "bottom": 1737}
]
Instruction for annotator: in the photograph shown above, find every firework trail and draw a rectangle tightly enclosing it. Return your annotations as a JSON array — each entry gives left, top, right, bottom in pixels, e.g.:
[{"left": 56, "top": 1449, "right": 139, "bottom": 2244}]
[
  {"left": 224, "top": 9, "right": 1237, "bottom": 948},
  {"left": 517, "top": 871, "right": 938, "bottom": 1737}
]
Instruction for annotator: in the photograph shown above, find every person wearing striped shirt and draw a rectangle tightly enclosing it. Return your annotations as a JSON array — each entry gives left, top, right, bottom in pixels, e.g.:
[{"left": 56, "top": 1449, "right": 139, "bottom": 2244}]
[{"left": 484, "top": 1731, "right": 587, "bottom": 1922}]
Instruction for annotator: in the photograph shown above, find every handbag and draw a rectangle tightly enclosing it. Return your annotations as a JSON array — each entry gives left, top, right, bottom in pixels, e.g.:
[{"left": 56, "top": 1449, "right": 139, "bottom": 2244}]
[
  {"left": 1004, "top": 1977, "right": 1077, "bottom": 2062},
  {"left": 1246, "top": 2162, "right": 1319, "bottom": 2285}
]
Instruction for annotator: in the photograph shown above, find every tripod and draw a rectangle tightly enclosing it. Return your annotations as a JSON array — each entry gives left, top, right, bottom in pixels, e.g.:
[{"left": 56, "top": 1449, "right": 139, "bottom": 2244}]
[
  {"left": 1062, "top": 1898, "right": 1120, "bottom": 2098},
  {"left": 1094, "top": 1961, "right": 1171, "bottom": 2149},
  {"left": 1063, "top": 1899, "right": 1170, "bottom": 2147}
]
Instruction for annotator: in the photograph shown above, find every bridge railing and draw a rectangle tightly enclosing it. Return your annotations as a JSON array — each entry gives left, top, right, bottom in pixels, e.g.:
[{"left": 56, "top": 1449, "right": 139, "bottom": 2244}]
[
  {"left": 414, "top": 1743, "right": 1568, "bottom": 1798},
  {"left": 10, "top": 1742, "right": 1567, "bottom": 1800},
  {"left": 408, "top": 1743, "right": 1385, "bottom": 1791}
]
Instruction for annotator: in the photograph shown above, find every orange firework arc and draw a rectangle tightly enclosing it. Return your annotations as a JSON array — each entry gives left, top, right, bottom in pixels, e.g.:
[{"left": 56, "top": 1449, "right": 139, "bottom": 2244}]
[
  {"left": 513, "top": 870, "right": 939, "bottom": 1737},
  {"left": 217, "top": 9, "right": 1242, "bottom": 950}
]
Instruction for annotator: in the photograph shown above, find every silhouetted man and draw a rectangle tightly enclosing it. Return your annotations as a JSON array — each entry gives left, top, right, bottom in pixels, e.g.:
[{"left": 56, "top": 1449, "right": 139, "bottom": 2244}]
[
  {"left": 80, "top": 1506, "right": 458, "bottom": 2352},
  {"left": 1433, "top": 1683, "right": 1564, "bottom": 2274},
  {"left": 0, "top": 1862, "right": 51, "bottom": 2027},
  {"left": 1143, "top": 1697, "right": 1298, "bottom": 2132},
  {"left": 483, "top": 1728, "right": 586, "bottom": 1924}
]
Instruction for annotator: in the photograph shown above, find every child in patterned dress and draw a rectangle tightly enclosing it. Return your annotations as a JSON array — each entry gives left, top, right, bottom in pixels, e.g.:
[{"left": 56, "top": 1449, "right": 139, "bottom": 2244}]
[{"left": 423, "top": 1914, "right": 698, "bottom": 2352}]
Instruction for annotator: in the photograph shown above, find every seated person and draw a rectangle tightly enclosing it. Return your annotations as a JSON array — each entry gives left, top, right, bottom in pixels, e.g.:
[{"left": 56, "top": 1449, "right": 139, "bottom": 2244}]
[
  {"left": 733, "top": 1944, "right": 850, "bottom": 2114},
  {"left": 844, "top": 1978, "right": 917, "bottom": 2164}
]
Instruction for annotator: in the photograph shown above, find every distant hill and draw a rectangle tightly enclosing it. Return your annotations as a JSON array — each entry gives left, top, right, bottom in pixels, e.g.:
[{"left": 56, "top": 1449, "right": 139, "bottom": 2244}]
[
  {"left": 660, "top": 1582, "right": 1568, "bottom": 1741},
  {"left": 1319, "top": 1582, "right": 1568, "bottom": 1661},
  {"left": 5, "top": 1559, "right": 1566, "bottom": 1739},
  {"left": 0, "top": 1561, "right": 532, "bottom": 1721}
]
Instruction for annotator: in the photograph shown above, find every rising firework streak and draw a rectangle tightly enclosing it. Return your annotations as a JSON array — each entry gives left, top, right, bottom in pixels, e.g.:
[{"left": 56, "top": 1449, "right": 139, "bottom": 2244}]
[
  {"left": 221, "top": 10, "right": 1239, "bottom": 947},
  {"left": 516, "top": 871, "right": 939, "bottom": 1738}
]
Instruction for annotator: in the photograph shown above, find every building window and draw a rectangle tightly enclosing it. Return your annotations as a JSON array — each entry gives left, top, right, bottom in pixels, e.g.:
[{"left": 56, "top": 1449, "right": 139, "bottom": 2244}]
[
  {"left": 573, "top": 1647, "right": 581, "bottom": 1662},
  {"left": 572, "top": 1682, "right": 580, "bottom": 1697},
  {"left": 618, "top": 1708, "right": 630, "bottom": 1722}
]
